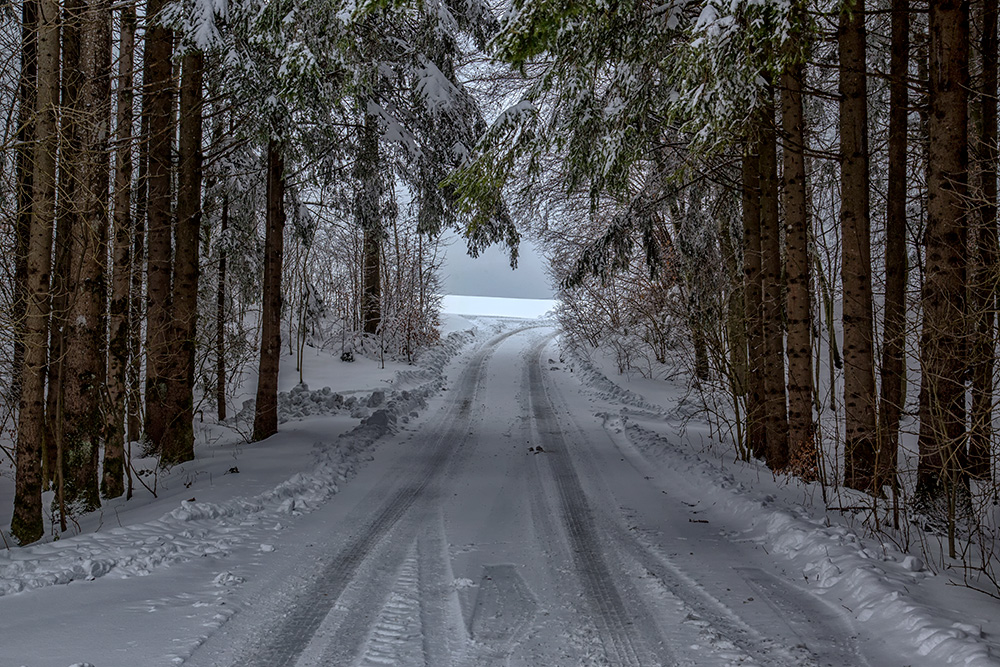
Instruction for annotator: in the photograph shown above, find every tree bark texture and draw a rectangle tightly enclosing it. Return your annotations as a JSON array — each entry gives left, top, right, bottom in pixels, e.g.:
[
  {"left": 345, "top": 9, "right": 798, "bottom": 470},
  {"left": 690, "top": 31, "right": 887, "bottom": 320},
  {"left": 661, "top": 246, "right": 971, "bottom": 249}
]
[
  {"left": 742, "top": 137, "right": 766, "bottom": 460},
  {"left": 759, "top": 90, "right": 790, "bottom": 470},
  {"left": 60, "top": 0, "right": 111, "bottom": 513},
  {"left": 358, "top": 112, "right": 383, "bottom": 336},
  {"left": 969, "top": 0, "right": 997, "bottom": 480},
  {"left": 917, "top": 0, "right": 970, "bottom": 502},
  {"left": 12, "top": 0, "right": 58, "bottom": 544},
  {"left": 217, "top": 196, "right": 228, "bottom": 422},
  {"left": 782, "top": 56, "right": 815, "bottom": 478},
  {"left": 128, "top": 106, "right": 148, "bottom": 445},
  {"left": 143, "top": 0, "right": 175, "bottom": 452},
  {"left": 46, "top": 0, "right": 85, "bottom": 486},
  {"left": 157, "top": 49, "right": 203, "bottom": 466},
  {"left": 877, "top": 0, "right": 909, "bottom": 491},
  {"left": 253, "top": 140, "right": 286, "bottom": 442},
  {"left": 839, "top": 0, "right": 879, "bottom": 493},
  {"left": 719, "top": 214, "right": 747, "bottom": 399},
  {"left": 13, "top": 0, "right": 37, "bottom": 402},
  {"left": 104, "top": 0, "right": 136, "bottom": 499}
]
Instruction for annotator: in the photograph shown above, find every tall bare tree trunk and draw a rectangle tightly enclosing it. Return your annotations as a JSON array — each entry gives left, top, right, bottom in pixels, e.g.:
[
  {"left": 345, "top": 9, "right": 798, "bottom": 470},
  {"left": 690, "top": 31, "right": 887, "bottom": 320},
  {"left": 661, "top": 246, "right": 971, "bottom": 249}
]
[
  {"left": 253, "top": 139, "right": 285, "bottom": 441},
  {"left": 358, "top": 112, "right": 383, "bottom": 336},
  {"left": 104, "top": 0, "right": 135, "bottom": 499},
  {"left": 917, "top": 0, "right": 969, "bottom": 514},
  {"left": 878, "top": 0, "right": 909, "bottom": 494},
  {"left": 742, "top": 136, "right": 766, "bottom": 460},
  {"left": 61, "top": 0, "right": 111, "bottom": 512},
  {"left": 12, "top": 0, "right": 58, "bottom": 544},
  {"left": 159, "top": 48, "right": 203, "bottom": 465},
  {"left": 13, "top": 0, "right": 37, "bottom": 402},
  {"left": 362, "top": 232, "right": 381, "bottom": 335},
  {"left": 840, "top": 0, "right": 879, "bottom": 493},
  {"left": 46, "top": 0, "right": 85, "bottom": 491},
  {"left": 970, "top": 0, "right": 997, "bottom": 480},
  {"left": 217, "top": 194, "right": 228, "bottom": 422},
  {"left": 127, "top": 106, "right": 147, "bottom": 445},
  {"left": 782, "top": 37, "right": 815, "bottom": 477},
  {"left": 143, "top": 0, "right": 175, "bottom": 452},
  {"left": 760, "top": 88, "right": 790, "bottom": 470}
]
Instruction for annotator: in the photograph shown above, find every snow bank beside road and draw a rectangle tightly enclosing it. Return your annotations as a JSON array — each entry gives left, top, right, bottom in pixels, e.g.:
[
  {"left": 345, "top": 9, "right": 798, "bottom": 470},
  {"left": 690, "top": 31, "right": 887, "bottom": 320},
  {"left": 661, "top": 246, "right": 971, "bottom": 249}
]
[
  {"left": 562, "top": 338, "right": 999, "bottom": 666},
  {"left": 0, "top": 327, "right": 477, "bottom": 599},
  {"left": 594, "top": 404, "right": 1000, "bottom": 665},
  {"left": 558, "top": 342, "right": 667, "bottom": 415}
]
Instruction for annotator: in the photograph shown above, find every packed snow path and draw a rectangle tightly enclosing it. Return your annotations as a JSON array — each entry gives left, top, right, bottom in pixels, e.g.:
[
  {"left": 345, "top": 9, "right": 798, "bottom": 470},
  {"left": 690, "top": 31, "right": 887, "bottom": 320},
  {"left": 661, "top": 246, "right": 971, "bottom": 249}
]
[
  {"left": 188, "top": 326, "right": 870, "bottom": 667},
  {"left": 4, "top": 320, "right": 994, "bottom": 666}
]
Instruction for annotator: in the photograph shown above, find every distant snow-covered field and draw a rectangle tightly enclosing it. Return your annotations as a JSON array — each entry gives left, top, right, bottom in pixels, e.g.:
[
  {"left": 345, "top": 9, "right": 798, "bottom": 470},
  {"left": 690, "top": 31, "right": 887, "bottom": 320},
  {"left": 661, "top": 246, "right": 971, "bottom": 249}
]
[{"left": 440, "top": 294, "right": 557, "bottom": 319}]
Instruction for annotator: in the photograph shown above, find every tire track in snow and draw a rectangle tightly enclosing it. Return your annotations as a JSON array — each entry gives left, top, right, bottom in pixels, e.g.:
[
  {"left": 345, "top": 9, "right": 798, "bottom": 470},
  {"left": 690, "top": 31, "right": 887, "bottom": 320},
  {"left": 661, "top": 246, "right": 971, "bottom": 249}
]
[
  {"left": 417, "top": 511, "right": 469, "bottom": 666},
  {"left": 526, "top": 335, "right": 673, "bottom": 667},
  {"left": 600, "top": 515, "right": 819, "bottom": 667},
  {"left": 356, "top": 546, "right": 424, "bottom": 667},
  {"left": 541, "top": 335, "right": 857, "bottom": 667},
  {"left": 596, "top": 417, "right": 866, "bottom": 667},
  {"left": 307, "top": 507, "right": 429, "bottom": 667},
  {"left": 737, "top": 567, "right": 870, "bottom": 667},
  {"left": 239, "top": 469, "right": 437, "bottom": 667},
  {"left": 221, "top": 326, "right": 540, "bottom": 667}
]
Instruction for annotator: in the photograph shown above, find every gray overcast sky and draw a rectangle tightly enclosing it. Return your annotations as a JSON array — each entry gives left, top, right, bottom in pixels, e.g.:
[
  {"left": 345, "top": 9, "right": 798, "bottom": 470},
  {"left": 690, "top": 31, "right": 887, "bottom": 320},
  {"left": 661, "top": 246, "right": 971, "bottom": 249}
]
[{"left": 440, "top": 232, "right": 555, "bottom": 299}]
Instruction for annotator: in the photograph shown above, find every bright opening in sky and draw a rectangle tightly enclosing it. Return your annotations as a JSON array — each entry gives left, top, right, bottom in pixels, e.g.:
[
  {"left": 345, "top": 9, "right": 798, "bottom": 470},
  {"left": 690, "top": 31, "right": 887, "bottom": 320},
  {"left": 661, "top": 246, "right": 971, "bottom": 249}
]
[
  {"left": 440, "top": 232, "right": 557, "bottom": 318},
  {"left": 440, "top": 232, "right": 554, "bottom": 300}
]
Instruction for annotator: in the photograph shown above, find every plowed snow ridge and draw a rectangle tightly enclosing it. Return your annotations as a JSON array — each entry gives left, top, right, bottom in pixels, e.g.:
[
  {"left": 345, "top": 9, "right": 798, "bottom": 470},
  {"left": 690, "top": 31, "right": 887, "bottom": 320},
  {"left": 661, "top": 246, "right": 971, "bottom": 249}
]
[
  {"left": 567, "top": 341, "right": 999, "bottom": 667},
  {"left": 0, "top": 328, "right": 476, "bottom": 598}
]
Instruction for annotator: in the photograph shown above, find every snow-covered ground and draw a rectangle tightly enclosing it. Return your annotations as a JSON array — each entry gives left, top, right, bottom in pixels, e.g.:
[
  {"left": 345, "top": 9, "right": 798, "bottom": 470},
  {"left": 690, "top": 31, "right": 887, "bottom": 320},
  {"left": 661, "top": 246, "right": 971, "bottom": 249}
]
[
  {"left": 1, "top": 310, "right": 999, "bottom": 666},
  {"left": 441, "top": 294, "right": 557, "bottom": 318}
]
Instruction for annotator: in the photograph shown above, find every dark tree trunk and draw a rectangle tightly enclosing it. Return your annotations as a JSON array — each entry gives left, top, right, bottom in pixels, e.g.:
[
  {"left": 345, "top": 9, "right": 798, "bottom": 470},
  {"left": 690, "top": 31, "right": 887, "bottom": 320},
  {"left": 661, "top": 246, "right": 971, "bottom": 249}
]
[
  {"left": 362, "top": 231, "right": 381, "bottom": 336},
  {"left": 217, "top": 195, "right": 228, "bottom": 422},
  {"left": 878, "top": 0, "right": 909, "bottom": 493},
  {"left": 46, "top": 0, "right": 84, "bottom": 489},
  {"left": 253, "top": 140, "right": 285, "bottom": 442},
  {"left": 12, "top": 0, "right": 58, "bottom": 544},
  {"left": 13, "top": 0, "right": 37, "bottom": 401},
  {"left": 158, "top": 48, "right": 203, "bottom": 465},
  {"left": 917, "top": 0, "right": 970, "bottom": 506},
  {"left": 127, "top": 106, "right": 148, "bottom": 446},
  {"left": 840, "top": 0, "right": 879, "bottom": 493},
  {"left": 782, "top": 51, "right": 815, "bottom": 478},
  {"left": 759, "top": 88, "right": 789, "bottom": 470},
  {"left": 358, "top": 113, "right": 383, "bottom": 336},
  {"left": 969, "top": 0, "right": 997, "bottom": 480},
  {"left": 742, "top": 136, "right": 766, "bottom": 460},
  {"left": 143, "top": 0, "right": 175, "bottom": 452},
  {"left": 104, "top": 0, "right": 136, "bottom": 499},
  {"left": 60, "top": 0, "right": 111, "bottom": 513}
]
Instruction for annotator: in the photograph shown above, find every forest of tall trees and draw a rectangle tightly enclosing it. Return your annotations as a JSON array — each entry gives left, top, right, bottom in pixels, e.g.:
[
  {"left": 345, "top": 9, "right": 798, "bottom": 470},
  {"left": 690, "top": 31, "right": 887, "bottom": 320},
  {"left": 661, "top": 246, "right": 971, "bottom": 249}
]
[
  {"left": 445, "top": 0, "right": 1000, "bottom": 568},
  {"left": 0, "top": 0, "right": 493, "bottom": 543},
  {"left": 2, "top": 0, "right": 1000, "bottom": 580}
]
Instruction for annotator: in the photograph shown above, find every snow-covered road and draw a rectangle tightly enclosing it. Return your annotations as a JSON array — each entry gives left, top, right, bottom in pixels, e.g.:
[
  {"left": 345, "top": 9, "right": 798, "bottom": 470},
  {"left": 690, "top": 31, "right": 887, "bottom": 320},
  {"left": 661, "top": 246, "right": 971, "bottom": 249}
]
[
  {"left": 183, "top": 325, "right": 872, "bottom": 666},
  {"left": 3, "top": 319, "right": 999, "bottom": 666}
]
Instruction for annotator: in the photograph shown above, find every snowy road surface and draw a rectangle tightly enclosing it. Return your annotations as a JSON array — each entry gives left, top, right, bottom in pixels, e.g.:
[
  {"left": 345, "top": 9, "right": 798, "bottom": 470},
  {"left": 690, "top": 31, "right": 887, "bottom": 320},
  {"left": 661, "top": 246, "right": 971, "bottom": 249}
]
[
  {"left": 186, "top": 325, "right": 867, "bottom": 667},
  {"left": 2, "top": 319, "right": 998, "bottom": 666}
]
